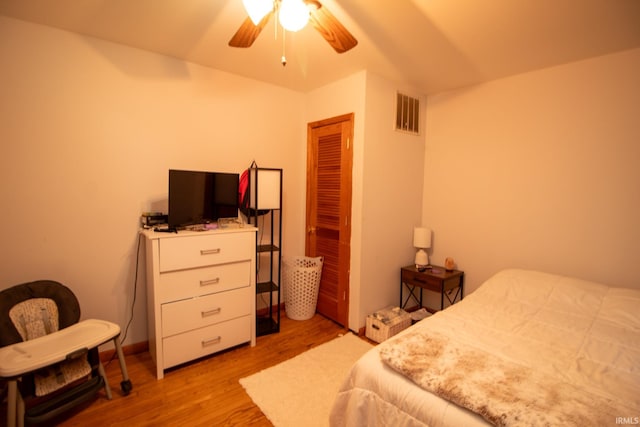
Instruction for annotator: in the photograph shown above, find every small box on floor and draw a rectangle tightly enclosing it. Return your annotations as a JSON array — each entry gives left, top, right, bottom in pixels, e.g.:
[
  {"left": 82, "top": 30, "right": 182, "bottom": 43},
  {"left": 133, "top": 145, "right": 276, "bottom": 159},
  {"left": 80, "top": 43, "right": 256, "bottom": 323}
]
[
  {"left": 410, "top": 307, "right": 432, "bottom": 324},
  {"left": 365, "top": 306, "right": 412, "bottom": 343}
]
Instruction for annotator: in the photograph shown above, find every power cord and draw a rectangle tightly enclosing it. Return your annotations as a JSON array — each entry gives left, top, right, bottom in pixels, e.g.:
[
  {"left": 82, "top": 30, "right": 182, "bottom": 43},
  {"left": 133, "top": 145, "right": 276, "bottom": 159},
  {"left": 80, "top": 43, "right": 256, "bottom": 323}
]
[
  {"left": 120, "top": 232, "right": 141, "bottom": 346},
  {"left": 105, "top": 232, "right": 141, "bottom": 367}
]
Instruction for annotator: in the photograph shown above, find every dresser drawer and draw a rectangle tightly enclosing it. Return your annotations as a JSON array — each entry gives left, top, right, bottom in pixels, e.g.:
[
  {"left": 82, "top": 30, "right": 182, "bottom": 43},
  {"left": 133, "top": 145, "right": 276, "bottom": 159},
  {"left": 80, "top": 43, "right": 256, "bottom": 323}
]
[
  {"left": 159, "top": 231, "right": 254, "bottom": 272},
  {"left": 158, "top": 260, "right": 251, "bottom": 303},
  {"left": 161, "top": 286, "right": 252, "bottom": 337},
  {"left": 162, "top": 316, "right": 251, "bottom": 369}
]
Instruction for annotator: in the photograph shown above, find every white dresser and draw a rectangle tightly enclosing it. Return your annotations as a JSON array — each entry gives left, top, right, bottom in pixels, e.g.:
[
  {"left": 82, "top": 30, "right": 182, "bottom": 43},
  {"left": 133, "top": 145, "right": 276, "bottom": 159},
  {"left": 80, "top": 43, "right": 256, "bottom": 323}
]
[{"left": 141, "top": 227, "right": 256, "bottom": 379}]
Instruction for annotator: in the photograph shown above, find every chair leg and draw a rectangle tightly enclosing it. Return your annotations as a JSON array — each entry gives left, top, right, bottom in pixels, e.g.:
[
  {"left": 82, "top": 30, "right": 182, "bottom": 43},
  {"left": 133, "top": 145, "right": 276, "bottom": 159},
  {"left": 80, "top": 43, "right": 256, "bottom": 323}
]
[
  {"left": 7, "top": 380, "right": 17, "bottom": 427},
  {"left": 98, "top": 362, "right": 112, "bottom": 400},
  {"left": 16, "top": 385, "right": 24, "bottom": 427},
  {"left": 113, "top": 338, "right": 132, "bottom": 395}
]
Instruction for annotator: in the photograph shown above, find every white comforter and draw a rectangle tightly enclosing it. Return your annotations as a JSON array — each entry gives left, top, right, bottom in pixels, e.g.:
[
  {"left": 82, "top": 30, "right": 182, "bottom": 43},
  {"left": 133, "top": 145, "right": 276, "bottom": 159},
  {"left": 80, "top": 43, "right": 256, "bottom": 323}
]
[{"left": 330, "top": 269, "right": 640, "bottom": 426}]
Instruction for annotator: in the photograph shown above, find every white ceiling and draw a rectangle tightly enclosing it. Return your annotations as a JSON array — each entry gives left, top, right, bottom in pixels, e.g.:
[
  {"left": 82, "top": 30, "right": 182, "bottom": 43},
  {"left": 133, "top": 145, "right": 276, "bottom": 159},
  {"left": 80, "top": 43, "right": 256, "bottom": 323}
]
[{"left": 1, "top": 0, "right": 640, "bottom": 95}]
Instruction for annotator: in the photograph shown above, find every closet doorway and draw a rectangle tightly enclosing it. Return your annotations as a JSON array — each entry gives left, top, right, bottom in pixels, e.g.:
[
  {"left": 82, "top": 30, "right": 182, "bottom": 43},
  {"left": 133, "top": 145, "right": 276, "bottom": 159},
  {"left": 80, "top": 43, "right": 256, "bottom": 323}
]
[{"left": 305, "top": 113, "right": 354, "bottom": 327}]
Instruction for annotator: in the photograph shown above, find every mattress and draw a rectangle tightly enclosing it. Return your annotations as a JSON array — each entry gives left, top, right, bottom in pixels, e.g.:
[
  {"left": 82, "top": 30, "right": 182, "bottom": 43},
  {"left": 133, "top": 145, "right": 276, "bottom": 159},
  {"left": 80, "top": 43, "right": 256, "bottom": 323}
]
[{"left": 330, "top": 269, "right": 640, "bottom": 426}]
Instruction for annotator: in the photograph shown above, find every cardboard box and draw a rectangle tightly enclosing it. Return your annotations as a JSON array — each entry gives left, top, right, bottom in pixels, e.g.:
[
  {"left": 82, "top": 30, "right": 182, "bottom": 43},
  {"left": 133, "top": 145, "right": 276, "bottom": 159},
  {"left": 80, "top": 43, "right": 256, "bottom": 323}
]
[{"left": 365, "top": 306, "right": 412, "bottom": 343}]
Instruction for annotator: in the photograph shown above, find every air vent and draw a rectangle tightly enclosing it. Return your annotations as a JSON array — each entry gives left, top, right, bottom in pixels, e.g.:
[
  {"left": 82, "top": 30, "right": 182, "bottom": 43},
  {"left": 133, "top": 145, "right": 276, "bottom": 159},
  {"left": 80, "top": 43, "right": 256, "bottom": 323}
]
[{"left": 395, "top": 92, "right": 420, "bottom": 135}]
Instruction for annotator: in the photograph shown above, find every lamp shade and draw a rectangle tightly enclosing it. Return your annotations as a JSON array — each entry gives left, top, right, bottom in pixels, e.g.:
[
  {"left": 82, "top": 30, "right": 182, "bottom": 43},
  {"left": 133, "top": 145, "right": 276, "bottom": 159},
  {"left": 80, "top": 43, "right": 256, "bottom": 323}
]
[
  {"left": 249, "top": 168, "right": 282, "bottom": 210},
  {"left": 279, "top": 0, "right": 309, "bottom": 31},
  {"left": 413, "top": 227, "right": 432, "bottom": 249},
  {"left": 243, "top": 0, "right": 273, "bottom": 25}
]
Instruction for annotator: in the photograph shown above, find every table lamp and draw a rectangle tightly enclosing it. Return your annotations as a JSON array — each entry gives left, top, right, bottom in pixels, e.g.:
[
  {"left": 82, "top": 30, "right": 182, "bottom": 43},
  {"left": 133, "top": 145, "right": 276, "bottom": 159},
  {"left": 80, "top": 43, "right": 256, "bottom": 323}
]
[{"left": 413, "top": 227, "right": 432, "bottom": 271}]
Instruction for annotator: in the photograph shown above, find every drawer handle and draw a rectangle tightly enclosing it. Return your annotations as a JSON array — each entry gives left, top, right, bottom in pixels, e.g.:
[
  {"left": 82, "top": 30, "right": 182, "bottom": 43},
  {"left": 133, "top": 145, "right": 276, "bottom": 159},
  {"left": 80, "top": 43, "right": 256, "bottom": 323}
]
[
  {"left": 414, "top": 277, "right": 427, "bottom": 284},
  {"left": 201, "top": 308, "right": 221, "bottom": 317},
  {"left": 200, "top": 278, "right": 220, "bottom": 286},
  {"left": 200, "top": 248, "right": 221, "bottom": 255},
  {"left": 202, "top": 336, "right": 221, "bottom": 347}
]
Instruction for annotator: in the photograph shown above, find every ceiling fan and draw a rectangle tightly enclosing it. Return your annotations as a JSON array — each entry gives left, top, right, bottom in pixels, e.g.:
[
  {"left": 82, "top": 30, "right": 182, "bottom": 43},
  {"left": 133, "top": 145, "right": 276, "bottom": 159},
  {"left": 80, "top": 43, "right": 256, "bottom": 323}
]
[{"left": 229, "top": 0, "right": 358, "bottom": 54}]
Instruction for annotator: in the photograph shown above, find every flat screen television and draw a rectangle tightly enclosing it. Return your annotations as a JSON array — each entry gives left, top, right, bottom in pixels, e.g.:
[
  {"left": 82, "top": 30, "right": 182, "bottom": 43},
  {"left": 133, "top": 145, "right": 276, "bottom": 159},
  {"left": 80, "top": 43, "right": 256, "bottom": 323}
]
[{"left": 168, "top": 169, "right": 239, "bottom": 228}]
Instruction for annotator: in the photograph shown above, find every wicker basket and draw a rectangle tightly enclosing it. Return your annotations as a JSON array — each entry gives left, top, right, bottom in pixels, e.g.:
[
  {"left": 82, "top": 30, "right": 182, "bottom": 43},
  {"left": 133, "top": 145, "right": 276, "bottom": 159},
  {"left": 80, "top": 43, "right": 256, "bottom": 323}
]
[
  {"left": 365, "top": 307, "right": 412, "bottom": 343},
  {"left": 283, "top": 256, "right": 324, "bottom": 320}
]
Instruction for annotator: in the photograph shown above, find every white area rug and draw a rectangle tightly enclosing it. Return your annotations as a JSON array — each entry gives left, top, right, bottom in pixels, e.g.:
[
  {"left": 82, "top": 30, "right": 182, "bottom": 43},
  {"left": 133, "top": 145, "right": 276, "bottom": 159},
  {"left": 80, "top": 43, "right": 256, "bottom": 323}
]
[{"left": 240, "top": 333, "right": 373, "bottom": 427}]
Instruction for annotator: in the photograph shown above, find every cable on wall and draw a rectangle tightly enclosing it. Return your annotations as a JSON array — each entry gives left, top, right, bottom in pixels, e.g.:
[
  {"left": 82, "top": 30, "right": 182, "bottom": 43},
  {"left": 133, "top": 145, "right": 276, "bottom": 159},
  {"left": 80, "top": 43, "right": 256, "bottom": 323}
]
[{"left": 106, "top": 232, "right": 141, "bottom": 367}]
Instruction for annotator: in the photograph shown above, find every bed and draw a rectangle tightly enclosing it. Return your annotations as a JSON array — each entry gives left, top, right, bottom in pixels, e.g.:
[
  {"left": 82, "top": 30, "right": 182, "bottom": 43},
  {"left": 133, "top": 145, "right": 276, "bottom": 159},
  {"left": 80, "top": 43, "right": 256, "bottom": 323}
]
[{"left": 330, "top": 269, "right": 640, "bottom": 426}]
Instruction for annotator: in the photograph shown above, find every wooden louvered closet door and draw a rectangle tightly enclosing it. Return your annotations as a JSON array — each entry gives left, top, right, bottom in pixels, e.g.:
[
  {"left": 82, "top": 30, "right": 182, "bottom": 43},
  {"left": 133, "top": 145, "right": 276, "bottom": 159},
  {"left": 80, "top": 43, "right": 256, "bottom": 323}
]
[{"left": 306, "top": 113, "right": 353, "bottom": 327}]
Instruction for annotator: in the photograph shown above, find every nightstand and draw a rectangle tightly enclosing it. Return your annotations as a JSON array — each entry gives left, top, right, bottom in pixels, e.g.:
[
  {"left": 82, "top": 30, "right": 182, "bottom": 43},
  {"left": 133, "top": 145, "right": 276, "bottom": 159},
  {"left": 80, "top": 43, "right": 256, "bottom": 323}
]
[{"left": 400, "top": 265, "right": 464, "bottom": 312}]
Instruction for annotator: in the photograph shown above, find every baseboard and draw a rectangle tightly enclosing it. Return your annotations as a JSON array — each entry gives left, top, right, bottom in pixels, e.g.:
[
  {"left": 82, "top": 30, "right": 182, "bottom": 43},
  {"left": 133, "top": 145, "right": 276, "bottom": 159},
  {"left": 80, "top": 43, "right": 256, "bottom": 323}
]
[{"left": 99, "top": 341, "right": 148, "bottom": 363}]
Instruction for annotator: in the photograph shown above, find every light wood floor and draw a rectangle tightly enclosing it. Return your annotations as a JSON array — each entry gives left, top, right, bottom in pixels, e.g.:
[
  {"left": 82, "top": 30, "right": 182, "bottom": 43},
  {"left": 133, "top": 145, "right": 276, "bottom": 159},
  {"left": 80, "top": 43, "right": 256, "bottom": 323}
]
[{"left": 4, "top": 312, "right": 350, "bottom": 426}]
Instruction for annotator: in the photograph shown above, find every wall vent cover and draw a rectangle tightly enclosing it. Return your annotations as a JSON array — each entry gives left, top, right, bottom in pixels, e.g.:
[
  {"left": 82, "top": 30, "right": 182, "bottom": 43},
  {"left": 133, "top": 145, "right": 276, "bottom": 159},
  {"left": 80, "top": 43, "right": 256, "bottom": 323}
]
[{"left": 395, "top": 92, "right": 420, "bottom": 135}]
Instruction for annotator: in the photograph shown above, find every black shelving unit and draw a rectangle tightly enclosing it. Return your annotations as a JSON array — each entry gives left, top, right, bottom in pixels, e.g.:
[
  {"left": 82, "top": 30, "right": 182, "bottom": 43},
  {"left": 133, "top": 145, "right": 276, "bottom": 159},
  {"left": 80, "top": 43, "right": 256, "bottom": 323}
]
[{"left": 247, "top": 166, "right": 282, "bottom": 336}]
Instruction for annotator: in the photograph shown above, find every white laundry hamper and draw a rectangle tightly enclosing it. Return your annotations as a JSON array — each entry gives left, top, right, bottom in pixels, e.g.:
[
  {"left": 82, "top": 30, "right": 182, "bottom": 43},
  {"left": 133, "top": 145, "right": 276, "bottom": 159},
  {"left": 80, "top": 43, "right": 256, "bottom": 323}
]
[{"left": 283, "top": 256, "right": 324, "bottom": 320}]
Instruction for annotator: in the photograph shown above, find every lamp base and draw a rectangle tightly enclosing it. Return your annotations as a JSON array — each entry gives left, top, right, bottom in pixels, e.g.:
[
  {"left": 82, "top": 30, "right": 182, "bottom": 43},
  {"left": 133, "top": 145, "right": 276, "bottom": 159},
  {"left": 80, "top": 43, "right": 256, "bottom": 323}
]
[{"left": 414, "top": 249, "right": 430, "bottom": 272}]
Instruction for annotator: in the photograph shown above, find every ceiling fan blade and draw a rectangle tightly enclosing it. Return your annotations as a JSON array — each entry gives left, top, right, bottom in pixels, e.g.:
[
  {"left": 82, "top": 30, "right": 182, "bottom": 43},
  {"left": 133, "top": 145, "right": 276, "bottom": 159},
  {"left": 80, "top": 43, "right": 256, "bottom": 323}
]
[
  {"left": 229, "top": 12, "right": 273, "bottom": 48},
  {"left": 308, "top": 1, "right": 357, "bottom": 53}
]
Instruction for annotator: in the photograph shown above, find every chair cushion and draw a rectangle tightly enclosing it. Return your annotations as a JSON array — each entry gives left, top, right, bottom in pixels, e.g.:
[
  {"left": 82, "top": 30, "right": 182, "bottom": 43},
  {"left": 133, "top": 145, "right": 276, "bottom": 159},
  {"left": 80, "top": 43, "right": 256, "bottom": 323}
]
[
  {"left": 34, "top": 358, "right": 91, "bottom": 396},
  {"left": 9, "top": 298, "right": 59, "bottom": 340}
]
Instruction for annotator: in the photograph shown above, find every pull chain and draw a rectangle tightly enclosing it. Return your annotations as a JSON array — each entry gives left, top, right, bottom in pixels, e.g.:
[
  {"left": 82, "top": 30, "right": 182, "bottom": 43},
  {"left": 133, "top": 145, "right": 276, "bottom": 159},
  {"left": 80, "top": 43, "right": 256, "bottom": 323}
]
[
  {"left": 281, "top": 30, "right": 287, "bottom": 66},
  {"left": 273, "top": 1, "right": 286, "bottom": 67}
]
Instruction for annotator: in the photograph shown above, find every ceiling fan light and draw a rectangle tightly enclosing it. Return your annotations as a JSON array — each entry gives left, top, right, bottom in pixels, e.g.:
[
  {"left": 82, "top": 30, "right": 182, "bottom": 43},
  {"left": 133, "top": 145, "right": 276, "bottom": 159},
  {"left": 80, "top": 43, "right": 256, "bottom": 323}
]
[
  {"left": 278, "top": 0, "right": 309, "bottom": 32},
  {"left": 243, "top": 0, "right": 273, "bottom": 25}
]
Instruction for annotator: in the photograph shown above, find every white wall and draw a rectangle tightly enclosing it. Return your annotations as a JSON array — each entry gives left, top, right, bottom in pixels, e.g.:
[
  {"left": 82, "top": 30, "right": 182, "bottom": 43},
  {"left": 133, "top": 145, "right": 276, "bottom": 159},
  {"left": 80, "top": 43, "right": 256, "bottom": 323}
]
[
  {"left": 0, "top": 17, "right": 306, "bottom": 346},
  {"left": 359, "top": 74, "right": 425, "bottom": 326},
  {"left": 305, "top": 71, "right": 367, "bottom": 331},
  {"left": 423, "top": 48, "right": 640, "bottom": 294},
  {"left": 5, "top": 16, "right": 636, "bottom": 346},
  {"left": 306, "top": 71, "right": 426, "bottom": 331}
]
